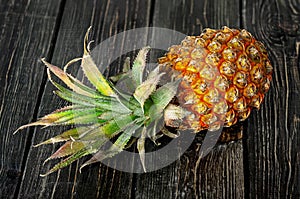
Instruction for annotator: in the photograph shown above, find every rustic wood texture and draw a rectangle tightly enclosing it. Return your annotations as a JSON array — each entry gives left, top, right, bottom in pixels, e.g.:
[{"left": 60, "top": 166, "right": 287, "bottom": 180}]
[
  {"left": 243, "top": 0, "right": 300, "bottom": 198},
  {"left": 0, "top": 0, "right": 299, "bottom": 198},
  {"left": 0, "top": 0, "right": 62, "bottom": 198}
]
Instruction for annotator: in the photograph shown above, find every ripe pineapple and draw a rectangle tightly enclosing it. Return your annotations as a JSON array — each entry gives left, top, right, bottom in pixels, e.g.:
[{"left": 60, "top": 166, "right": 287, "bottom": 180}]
[
  {"left": 15, "top": 26, "right": 272, "bottom": 175},
  {"left": 159, "top": 26, "right": 273, "bottom": 132}
]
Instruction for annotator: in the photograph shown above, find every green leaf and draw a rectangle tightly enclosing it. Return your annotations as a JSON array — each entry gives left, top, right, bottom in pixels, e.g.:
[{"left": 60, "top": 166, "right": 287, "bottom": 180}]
[
  {"left": 34, "top": 126, "right": 99, "bottom": 147},
  {"left": 81, "top": 55, "right": 115, "bottom": 96},
  {"left": 44, "top": 141, "right": 85, "bottom": 163},
  {"left": 123, "top": 57, "right": 131, "bottom": 73},
  {"left": 109, "top": 57, "right": 131, "bottom": 82},
  {"left": 81, "top": 28, "right": 115, "bottom": 96},
  {"left": 41, "top": 148, "right": 92, "bottom": 177},
  {"left": 53, "top": 83, "right": 130, "bottom": 114},
  {"left": 137, "top": 126, "right": 147, "bottom": 172},
  {"left": 40, "top": 107, "right": 103, "bottom": 126},
  {"left": 146, "top": 117, "right": 164, "bottom": 142},
  {"left": 67, "top": 74, "right": 110, "bottom": 99},
  {"left": 80, "top": 124, "right": 140, "bottom": 170},
  {"left": 132, "top": 47, "right": 150, "bottom": 87},
  {"left": 151, "top": 79, "right": 180, "bottom": 112},
  {"left": 147, "top": 65, "right": 160, "bottom": 80},
  {"left": 110, "top": 72, "right": 130, "bottom": 83},
  {"left": 98, "top": 111, "right": 119, "bottom": 120},
  {"left": 41, "top": 134, "right": 109, "bottom": 176},
  {"left": 80, "top": 114, "right": 136, "bottom": 141},
  {"left": 133, "top": 72, "right": 164, "bottom": 109},
  {"left": 42, "top": 59, "right": 92, "bottom": 97},
  {"left": 161, "top": 126, "right": 179, "bottom": 138},
  {"left": 14, "top": 106, "right": 102, "bottom": 132}
]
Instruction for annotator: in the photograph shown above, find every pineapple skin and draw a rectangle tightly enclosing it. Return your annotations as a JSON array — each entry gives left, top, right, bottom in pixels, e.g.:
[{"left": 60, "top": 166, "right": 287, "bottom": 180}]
[{"left": 159, "top": 26, "right": 273, "bottom": 131}]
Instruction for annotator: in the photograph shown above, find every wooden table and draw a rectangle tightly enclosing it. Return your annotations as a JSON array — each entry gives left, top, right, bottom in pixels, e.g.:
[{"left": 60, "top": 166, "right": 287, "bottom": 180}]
[{"left": 0, "top": 0, "right": 299, "bottom": 198}]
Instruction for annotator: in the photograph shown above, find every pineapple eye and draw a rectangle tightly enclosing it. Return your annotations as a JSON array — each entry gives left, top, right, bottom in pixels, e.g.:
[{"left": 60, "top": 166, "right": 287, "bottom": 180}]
[
  {"left": 195, "top": 37, "right": 208, "bottom": 47},
  {"left": 213, "top": 101, "right": 229, "bottom": 115},
  {"left": 220, "top": 61, "right": 236, "bottom": 77},
  {"left": 208, "top": 40, "right": 222, "bottom": 52},
  {"left": 238, "top": 108, "right": 251, "bottom": 121},
  {"left": 192, "top": 102, "right": 209, "bottom": 115},
  {"left": 214, "top": 32, "right": 230, "bottom": 43},
  {"left": 233, "top": 97, "right": 248, "bottom": 112},
  {"left": 201, "top": 28, "right": 217, "bottom": 40},
  {"left": 237, "top": 54, "right": 251, "bottom": 72},
  {"left": 200, "top": 65, "right": 216, "bottom": 80},
  {"left": 255, "top": 41, "right": 268, "bottom": 55},
  {"left": 250, "top": 64, "right": 264, "bottom": 83},
  {"left": 250, "top": 94, "right": 262, "bottom": 109},
  {"left": 228, "top": 37, "right": 244, "bottom": 51},
  {"left": 233, "top": 71, "right": 248, "bottom": 88},
  {"left": 247, "top": 45, "right": 261, "bottom": 62},
  {"left": 205, "top": 53, "right": 221, "bottom": 66},
  {"left": 239, "top": 29, "right": 253, "bottom": 42},
  {"left": 214, "top": 75, "right": 230, "bottom": 92},
  {"left": 264, "top": 60, "right": 273, "bottom": 74},
  {"left": 225, "top": 86, "right": 239, "bottom": 103},
  {"left": 222, "top": 48, "right": 237, "bottom": 62},
  {"left": 243, "top": 83, "right": 258, "bottom": 98},
  {"left": 260, "top": 77, "right": 271, "bottom": 93},
  {"left": 201, "top": 113, "right": 218, "bottom": 125},
  {"left": 203, "top": 88, "right": 220, "bottom": 104},
  {"left": 190, "top": 48, "right": 207, "bottom": 59},
  {"left": 224, "top": 109, "right": 236, "bottom": 126}
]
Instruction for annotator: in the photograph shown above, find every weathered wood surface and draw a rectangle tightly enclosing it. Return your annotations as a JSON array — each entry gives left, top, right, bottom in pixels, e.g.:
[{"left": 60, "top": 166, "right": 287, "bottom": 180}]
[
  {"left": 243, "top": 0, "right": 300, "bottom": 198},
  {"left": 0, "top": 0, "right": 63, "bottom": 198},
  {"left": 0, "top": 0, "right": 299, "bottom": 198}
]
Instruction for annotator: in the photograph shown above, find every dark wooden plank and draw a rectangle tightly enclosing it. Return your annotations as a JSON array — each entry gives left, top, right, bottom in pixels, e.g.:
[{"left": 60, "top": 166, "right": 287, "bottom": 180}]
[
  {"left": 135, "top": 0, "right": 244, "bottom": 198},
  {"left": 0, "top": 0, "right": 62, "bottom": 198},
  {"left": 17, "top": 0, "right": 152, "bottom": 198},
  {"left": 243, "top": 0, "right": 300, "bottom": 198}
]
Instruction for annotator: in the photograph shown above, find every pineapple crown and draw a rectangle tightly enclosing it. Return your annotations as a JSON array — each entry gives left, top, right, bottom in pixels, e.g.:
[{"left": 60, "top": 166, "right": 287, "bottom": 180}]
[{"left": 15, "top": 27, "right": 183, "bottom": 176}]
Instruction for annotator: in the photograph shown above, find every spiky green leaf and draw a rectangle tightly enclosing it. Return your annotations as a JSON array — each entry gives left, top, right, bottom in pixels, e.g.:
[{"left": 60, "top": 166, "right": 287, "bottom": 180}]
[
  {"left": 110, "top": 57, "right": 131, "bottom": 82},
  {"left": 52, "top": 83, "right": 130, "bottom": 114},
  {"left": 81, "top": 28, "right": 115, "bottom": 96},
  {"left": 41, "top": 148, "right": 92, "bottom": 177},
  {"left": 42, "top": 59, "right": 92, "bottom": 97},
  {"left": 150, "top": 79, "right": 180, "bottom": 114},
  {"left": 80, "top": 114, "right": 136, "bottom": 141},
  {"left": 34, "top": 126, "right": 98, "bottom": 147},
  {"left": 80, "top": 124, "right": 140, "bottom": 170},
  {"left": 133, "top": 72, "right": 164, "bottom": 109},
  {"left": 132, "top": 46, "right": 150, "bottom": 87},
  {"left": 137, "top": 126, "right": 147, "bottom": 172},
  {"left": 44, "top": 141, "right": 85, "bottom": 162},
  {"left": 161, "top": 126, "right": 179, "bottom": 138}
]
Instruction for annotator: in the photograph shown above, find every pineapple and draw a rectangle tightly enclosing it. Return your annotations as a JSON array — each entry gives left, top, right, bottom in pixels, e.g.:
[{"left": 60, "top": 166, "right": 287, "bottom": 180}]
[
  {"left": 159, "top": 26, "right": 273, "bottom": 132},
  {"left": 15, "top": 26, "right": 272, "bottom": 176}
]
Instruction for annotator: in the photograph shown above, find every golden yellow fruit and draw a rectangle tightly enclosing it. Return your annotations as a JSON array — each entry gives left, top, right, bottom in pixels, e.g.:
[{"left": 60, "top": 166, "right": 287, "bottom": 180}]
[{"left": 159, "top": 26, "right": 273, "bottom": 131}]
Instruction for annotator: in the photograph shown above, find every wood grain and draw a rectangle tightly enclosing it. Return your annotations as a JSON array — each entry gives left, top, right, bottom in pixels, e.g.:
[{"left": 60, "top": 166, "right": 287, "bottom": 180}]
[
  {"left": 243, "top": 0, "right": 300, "bottom": 198},
  {"left": 0, "top": 0, "right": 62, "bottom": 198}
]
